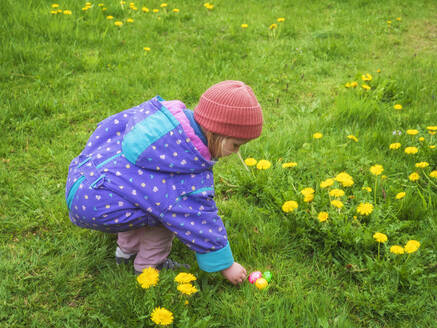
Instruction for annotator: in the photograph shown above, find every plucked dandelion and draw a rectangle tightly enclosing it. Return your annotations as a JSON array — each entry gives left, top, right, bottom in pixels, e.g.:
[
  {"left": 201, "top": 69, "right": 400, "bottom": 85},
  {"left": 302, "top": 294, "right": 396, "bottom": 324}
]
[
  {"left": 404, "top": 146, "right": 418, "bottom": 154},
  {"left": 175, "top": 272, "right": 197, "bottom": 284},
  {"left": 282, "top": 162, "right": 297, "bottom": 168},
  {"left": 282, "top": 201, "right": 298, "bottom": 213},
  {"left": 389, "top": 143, "right": 401, "bottom": 150},
  {"left": 395, "top": 192, "right": 406, "bottom": 199},
  {"left": 404, "top": 240, "right": 420, "bottom": 253},
  {"left": 390, "top": 245, "right": 404, "bottom": 255},
  {"left": 177, "top": 283, "right": 198, "bottom": 295},
  {"left": 357, "top": 203, "right": 374, "bottom": 216},
  {"left": 317, "top": 212, "right": 328, "bottom": 222},
  {"left": 150, "top": 307, "right": 174, "bottom": 326},
  {"left": 256, "top": 160, "right": 271, "bottom": 170},
  {"left": 137, "top": 267, "right": 159, "bottom": 289},
  {"left": 409, "top": 172, "right": 420, "bottom": 181}
]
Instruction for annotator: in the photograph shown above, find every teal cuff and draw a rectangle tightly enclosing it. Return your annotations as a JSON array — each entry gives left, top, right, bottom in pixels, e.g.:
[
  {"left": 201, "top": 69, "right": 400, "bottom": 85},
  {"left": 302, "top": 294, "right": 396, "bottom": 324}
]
[{"left": 195, "top": 242, "right": 234, "bottom": 272}]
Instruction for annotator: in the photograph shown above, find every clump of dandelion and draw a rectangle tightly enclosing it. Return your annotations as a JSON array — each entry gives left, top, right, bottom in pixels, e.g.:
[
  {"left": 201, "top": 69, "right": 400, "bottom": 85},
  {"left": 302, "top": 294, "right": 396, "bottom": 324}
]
[
  {"left": 409, "top": 172, "right": 420, "bottom": 182},
  {"left": 373, "top": 232, "right": 387, "bottom": 260},
  {"left": 357, "top": 203, "right": 374, "bottom": 216},
  {"left": 150, "top": 307, "right": 174, "bottom": 326},
  {"left": 404, "top": 240, "right": 420, "bottom": 253},
  {"left": 256, "top": 160, "right": 271, "bottom": 170},
  {"left": 137, "top": 267, "right": 159, "bottom": 289},
  {"left": 317, "top": 211, "right": 328, "bottom": 222},
  {"left": 282, "top": 201, "right": 298, "bottom": 213},
  {"left": 404, "top": 146, "right": 418, "bottom": 154},
  {"left": 390, "top": 245, "right": 404, "bottom": 255}
]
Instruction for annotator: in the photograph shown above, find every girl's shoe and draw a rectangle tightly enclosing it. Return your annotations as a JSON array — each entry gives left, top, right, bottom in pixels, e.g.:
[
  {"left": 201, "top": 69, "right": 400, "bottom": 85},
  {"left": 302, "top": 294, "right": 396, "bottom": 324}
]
[{"left": 115, "top": 246, "right": 136, "bottom": 264}]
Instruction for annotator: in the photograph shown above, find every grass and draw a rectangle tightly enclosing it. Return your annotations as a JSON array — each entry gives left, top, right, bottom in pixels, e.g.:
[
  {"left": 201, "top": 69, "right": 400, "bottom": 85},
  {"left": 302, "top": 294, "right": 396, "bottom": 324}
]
[{"left": 1, "top": 0, "right": 436, "bottom": 327}]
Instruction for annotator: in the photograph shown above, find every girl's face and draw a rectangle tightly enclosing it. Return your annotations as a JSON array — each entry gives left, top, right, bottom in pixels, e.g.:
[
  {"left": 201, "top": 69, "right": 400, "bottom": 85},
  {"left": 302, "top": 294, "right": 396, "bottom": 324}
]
[{"left": 220, "top": 138, "right": 249, "bottom": 157}]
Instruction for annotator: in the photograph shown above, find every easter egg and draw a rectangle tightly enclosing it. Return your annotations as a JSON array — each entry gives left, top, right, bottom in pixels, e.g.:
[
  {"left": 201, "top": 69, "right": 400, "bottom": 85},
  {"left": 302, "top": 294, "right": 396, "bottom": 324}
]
[
  {"left": 262, "top": 271, "right": 272, "bottom": 282},
  {"left": 255, "top": 278, "right": 268, "bottom": 290},
  {"left": 248, "top": 271, "right": 262, "bottom": 284}
]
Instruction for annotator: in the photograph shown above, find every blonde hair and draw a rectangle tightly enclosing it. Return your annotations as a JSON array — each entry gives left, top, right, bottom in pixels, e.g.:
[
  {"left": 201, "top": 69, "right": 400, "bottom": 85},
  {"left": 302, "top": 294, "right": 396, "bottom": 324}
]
[{"left": 203, "top": 130, "right": 228, "bottom": 159}]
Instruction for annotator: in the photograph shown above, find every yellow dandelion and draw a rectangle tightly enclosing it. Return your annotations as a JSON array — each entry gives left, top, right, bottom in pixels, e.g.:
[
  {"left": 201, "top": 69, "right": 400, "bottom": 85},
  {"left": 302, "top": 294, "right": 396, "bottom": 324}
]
[
  {"left": 150, "top": 307, "right": 174, "bottom": 326},
  {"left": 361, "top": 73, "right": 372, "bottom": 81},
  {"left": 404, "top": 240, "right": 420, "bottom": 253},
  {"left": 406, "top": 129, "right": 419, "bottom": 135},
  {"left": 184, "top": 300, "right": 189, "bottom": 305},
  {"left": 282, "top": 200, "right": 298, "bottom": 213},
  {"left": 396, "top": 17, "right": 402, "bottom": 21},
  {"left": 373, "top": 232, "right": 387, "bottom": 243},
  {"left": 393, "top": 104, "right": 402, "bottom": 110},
  {"left": 390, "top": 245, "right": 404, "bottom": 255},
  {"left": 142, "top": 7, "right": 149, "bottom": 12},
  {"left": 430, "top": 145, "right": 436, "bottom": 148},
  {"left": 137, "top": 267, "right": 159, "bottom": 289},
  {"left": 389, "top": 142, "right": 401, "bottom": 150},
  {"left": 331, "top": 199, "right": 343, "bottom": 209},
  {"left": 304, "top": 194, "right": 314, "bottom": 203},
  {"left": 415, "top": 162, "right": 429, "bottom": 168},
  {"left": 63, "top": 10, "right": 72, "bottom": 14},
  {"left": 426, "top": 125, "right": 437, "bottom": 131},
  {"left": 362, "top": 186, "right": 372, "bottom": 192},
  {"left": 409, "top": 172, "right": 420, "bottom": 181},
  {"left": 301, "top": 187, "right": 315, "bottom": 196},
  {"left": 256, "top": 160, "right": 271, "bottom": 170},
  {"left": 50, "top": 10, "right": 58, "bottom": 14},
  {"left": 120, "top": 1, "right": 126, "bottom": 4},
  {"left": 313, "top": 132, "right": 323, "bottom": 139},
  {"left": 98, "top": 4, "right": 104, "bottom": 7},
  {"left": 173, "top": 8, "right": 179, "bottom": 13},
  {"left": 317, "top": 212, "right": 328, "bottom": 222},
  {"left": 387, "top": 20, "right": 392, "bottom": 24},
  {"left": 277, "top": 17, "right": 285, "bottom": 22},
  {"left": 320, "top": 178, "right": 334, "bottom": 188},
  {"left": 419, "top": 137, "right": 425, "bottom": 142},
  {"left": 335, "top": 172, "right": 354, "bottom": 187},
  {"left": 175, "top": 272, "right": 197, "bottom": 284},
  {"left": 377, "top": 69, "right": 381, "bottom": 73},
  {"left": 430, "top": 170, "right": 437, "bottom": 178},
  {"left": 106, "top": 15, "right": 114, "bottom": 19},
  {"left": 160, "top": 3, "right": 168, "bottom": 8},
  {"left": 329, "top": 189, "right": 345, "bottom": 197},
  {"left": 269, "top": 23, "right": 278, "bottom": 30},
  {"left": 204, "top": 3, "right": 214, "bottom": 10},
  {"left": 127, "top": 18, "right": 134, "bottom": 23},
  {"left": 153, "top": 9, "right": 159, "bottom": 13},
  {"left": 370, "top": 164, "right": 384, "bottom": 176},
  {"left": 282, "top": 162, "right": 297, "bottom": 168},
  {"left": 347, "top": 135, "right": 358, "bottom": 142},
  {"left": 114, "top": 21, "right": 123, "bottom": 26},
  {"left": 144, "top": 47, "right": 151, "bottom": 51},
  {"left": 362, "top": 84, "right": 371, "bottom": 90},
  {"left": 357, "top": 203, "right": 374, "bottom": 216},
  {"left": 345, "top": 82, "right": 351, "bottom": 88},
  {"left": 244, "top": 158, "right": 257, "bottom": 166},
  {"left": 404, "top": 146, "right": 418, "bottom": 154},
  {"left": 350, "top": 81, "right": 358, "bottom": 88},
  {"left": 241, "top": 24, "right": 248, "bottom": 28},
  {"left": 395, "top": 191, "right": 406, "bottom": 199},
  {"left": 52, "top": 3, "right": 59, "bottom": 8},
  {"left": 177, "top": 283, "right": 198, "bottom": 295}
]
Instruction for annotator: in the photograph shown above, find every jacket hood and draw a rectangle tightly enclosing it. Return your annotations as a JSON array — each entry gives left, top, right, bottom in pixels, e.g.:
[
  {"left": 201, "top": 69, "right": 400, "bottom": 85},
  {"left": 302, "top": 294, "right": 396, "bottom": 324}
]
[{"left": 121, "top": 97, "right": 215, "bottom": 174}]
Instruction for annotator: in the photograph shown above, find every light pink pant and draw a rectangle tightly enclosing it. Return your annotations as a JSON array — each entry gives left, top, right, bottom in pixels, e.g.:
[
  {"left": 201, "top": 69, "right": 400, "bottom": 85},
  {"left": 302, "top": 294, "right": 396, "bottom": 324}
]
[{"left": 117, "top": 226, "right": 174, "bottom": 272}]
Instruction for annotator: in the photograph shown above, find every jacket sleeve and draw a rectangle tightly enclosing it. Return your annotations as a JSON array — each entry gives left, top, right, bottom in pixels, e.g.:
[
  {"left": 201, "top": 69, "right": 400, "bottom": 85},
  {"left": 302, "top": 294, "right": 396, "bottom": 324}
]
[{"left": 160, "top": 187, "right": 234, "bottom": 272}]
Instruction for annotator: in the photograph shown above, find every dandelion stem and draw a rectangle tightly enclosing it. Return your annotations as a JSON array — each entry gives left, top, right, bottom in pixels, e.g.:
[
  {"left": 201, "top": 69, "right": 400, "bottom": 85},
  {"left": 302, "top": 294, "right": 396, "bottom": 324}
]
[
  {"left": 374, "top": 177, "right": 378, "bottom": 204},
  {"left": 237, "top": 151, "right": 250, "bottom": 172},
  {"left": 377, "top": 243, "right": 380, "bottom": 261}
]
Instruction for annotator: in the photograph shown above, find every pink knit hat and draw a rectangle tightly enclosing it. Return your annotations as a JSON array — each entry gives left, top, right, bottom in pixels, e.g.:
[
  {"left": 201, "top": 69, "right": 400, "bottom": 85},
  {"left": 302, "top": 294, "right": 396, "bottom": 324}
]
[{"left": 194, "top": 80, "right": 263, "bottom": 139}]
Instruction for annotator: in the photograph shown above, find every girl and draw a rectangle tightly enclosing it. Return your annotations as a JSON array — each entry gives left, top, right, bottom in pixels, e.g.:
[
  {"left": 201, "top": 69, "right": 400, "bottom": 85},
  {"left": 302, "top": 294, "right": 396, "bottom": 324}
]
[{"left": 65, "top": 80, "right": 263, "bottom": 285}]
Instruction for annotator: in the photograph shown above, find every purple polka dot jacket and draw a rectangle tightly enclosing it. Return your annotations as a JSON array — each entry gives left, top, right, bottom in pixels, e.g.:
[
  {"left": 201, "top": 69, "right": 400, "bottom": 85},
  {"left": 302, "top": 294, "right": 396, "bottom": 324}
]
[{"left": 65, "top": 96, "right": 234, "bottom": 272}]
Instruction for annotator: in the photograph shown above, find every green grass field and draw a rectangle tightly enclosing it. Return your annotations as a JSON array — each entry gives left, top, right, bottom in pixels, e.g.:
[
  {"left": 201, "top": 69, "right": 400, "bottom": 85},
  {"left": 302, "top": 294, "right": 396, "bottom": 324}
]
[{"left": 1, "top": 0, "right": 436, "bottom": 327}]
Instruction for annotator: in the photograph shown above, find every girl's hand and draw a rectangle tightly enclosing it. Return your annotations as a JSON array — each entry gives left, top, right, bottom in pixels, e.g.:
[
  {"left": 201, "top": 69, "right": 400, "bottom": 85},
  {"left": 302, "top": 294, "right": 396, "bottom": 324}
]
[{"left": 221, "top": 262, "right": 247, "bottom": 285}]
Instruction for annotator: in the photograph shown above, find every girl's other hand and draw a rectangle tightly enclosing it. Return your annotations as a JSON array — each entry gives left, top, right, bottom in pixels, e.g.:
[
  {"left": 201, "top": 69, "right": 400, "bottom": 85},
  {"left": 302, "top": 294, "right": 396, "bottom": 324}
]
[{"left": 221, "top": 262, "right": 247, "bottom": 285}]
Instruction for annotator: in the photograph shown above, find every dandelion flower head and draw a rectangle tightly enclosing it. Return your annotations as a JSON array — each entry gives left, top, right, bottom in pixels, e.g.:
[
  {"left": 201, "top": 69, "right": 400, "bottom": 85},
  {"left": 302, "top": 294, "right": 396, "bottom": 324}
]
[
  {"left": 177, "top": 283, "right": 199, "bottom": 295},
  {"left": 317, "top": 212, "right": 328, "bottom": 222},
  {"left": 404, "top": 146, "right": 418, "bottom": 154},
  {"left": 361, "top": 73, "right": 372, "bottom": 81},
  {"left": 151, "top": 307, "right": 174, "bottom": 326},
  {"left": 175, "top": 272, "right": 197, "bottom": 284},
  {"left": 282, "top": 200, "right": 298, "bottom": 213},
  {"left": 137, "top": 267, "right": 159, "bottom": 289},
  {"left": 256, "top": 160, "right": 271, "bottom": 170},
  {"left": 335, "top": 172, "right": 354, "bottom": 187},
  {"left": 404, "top": 240, "right": 420, "bottom": 253},
  {"left": 304, "top": 194, "right": 314, "bottom": 203},
  {"left": 395, "top": 192, "right": 406, "bottom": 200},
  {"left": 282, "top": 162, "right": 297, "bottom": 168},
  {"left": 370, "top": 164, "right": 384, "bottom": 176},
  {"left": 241, "top": 24, "right": 248, "bottom": 28},
  {"left": 415, "top": 162, "right": 429, "bottom": 168},
  {"left": 300, "top": 187, "right": 315, "bottom": 196},
  {"left": 357, "top": 203, "right": 374, "bottom": 216},
  {"left": 406, "top": 129, "right": 419, "bottom": 135},
  {"left": 430, "top": 170, "right": 437, "bottom": 178},
  {"left": 313, "top": 132, "right": 323, "bottom": 139},
  {"left": 362, "top": 186, "right": 372, "bottom": 192},
  {"left": 373, "top": 232, "right": 388, "bottom": 243},
  {"left": 389, "top": 143, "right": 401, "bottom": 150},
  {"left": 329, "top": 189, "right": 345, "bottom": 197},
  {"left": 114, "top": 21, "right": 123, "bottom": 26},
  {"left": 331, "top": 199, "right": 343, "bottom": 209},
  {"left": 362, "top": 84, "right": 371, "bottom": 90},
  {"left": 347, "top": 135, "right": 358, "bottom": 142},
  {"left": 269, "top": 23, "right": 278, "bottom": 30},
  {"left": 172, "top": 8, "right": 179, "bottom": 12},
  {"left": 244, "top": 158, "right": 257, "bottom": 166},
  {"left": 393, "top": 104, "right": 403, "bottom": 110},
  {"left": 320, "top": 178, "right": 334, "bottom": 188},
  {"left": 409, "top": 172, "right": 420, "bottom": 181},
  {"left": 390, "top": 245, "right": 404, "bottom": 255},
  {"left": 277, "top": 17, "right": 285, "bottom": 22}
]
